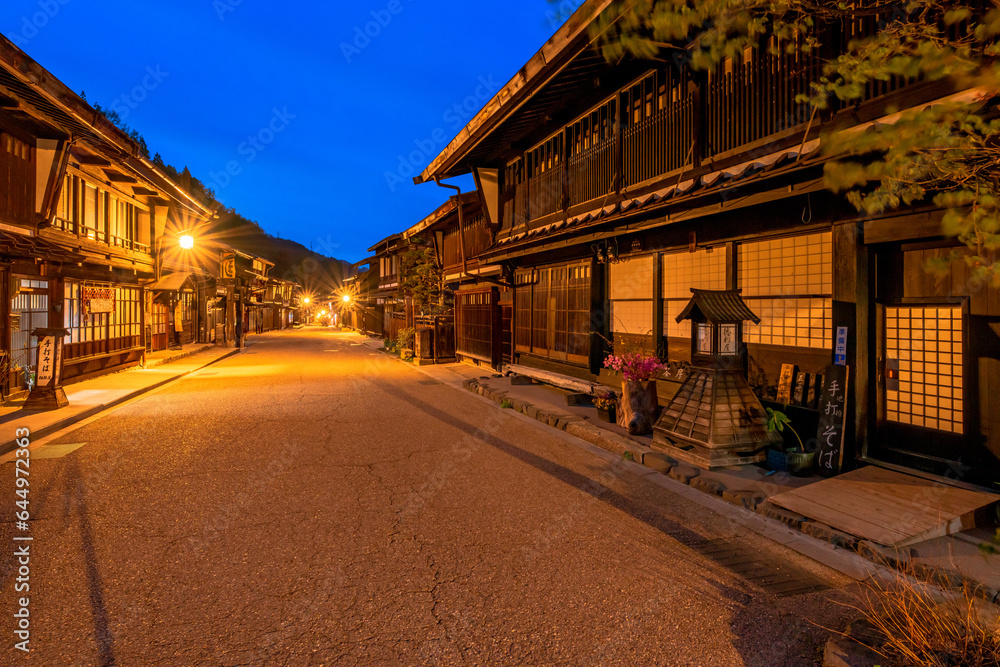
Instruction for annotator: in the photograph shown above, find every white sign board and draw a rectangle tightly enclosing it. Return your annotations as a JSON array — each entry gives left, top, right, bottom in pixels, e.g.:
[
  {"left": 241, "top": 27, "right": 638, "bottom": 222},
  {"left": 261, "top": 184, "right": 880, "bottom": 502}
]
[
  {"left": 36, "top": 336, "right": 62, "bottom": 387},
  {"left": 89, "top": 298, "right": 115, "bottom": 313}
]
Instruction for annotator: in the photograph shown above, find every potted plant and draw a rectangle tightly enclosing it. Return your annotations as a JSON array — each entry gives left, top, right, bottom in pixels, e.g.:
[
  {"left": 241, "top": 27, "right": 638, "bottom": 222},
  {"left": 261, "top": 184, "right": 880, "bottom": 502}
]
[
  {"left": 765, "top": 407, "right": 816, "bottom": 475},
  {"left": 593, "top": 392, "right": 618, "bottom": 423},
  {"left": 604, "top": 352, "right": 665, "bottom": 435}
]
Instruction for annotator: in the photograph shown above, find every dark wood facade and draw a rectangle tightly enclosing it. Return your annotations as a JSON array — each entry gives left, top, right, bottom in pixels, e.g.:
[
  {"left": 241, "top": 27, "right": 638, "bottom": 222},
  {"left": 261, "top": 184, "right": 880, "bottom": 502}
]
[{"left": 414, "top": 1, "right": 1000, "bottom": 488}]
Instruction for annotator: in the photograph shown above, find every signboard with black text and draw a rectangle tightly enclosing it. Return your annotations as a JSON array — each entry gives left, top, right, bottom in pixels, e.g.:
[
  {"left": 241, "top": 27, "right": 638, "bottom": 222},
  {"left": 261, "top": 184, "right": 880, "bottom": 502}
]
[{"left": 815, "top": 364, "right": 850, "bottom": 477}]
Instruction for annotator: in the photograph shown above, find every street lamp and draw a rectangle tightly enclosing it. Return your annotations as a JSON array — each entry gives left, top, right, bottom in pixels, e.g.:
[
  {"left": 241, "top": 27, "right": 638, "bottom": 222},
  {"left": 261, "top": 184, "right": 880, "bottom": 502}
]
[
  {"left": 342, "top": 294, "right": 351, "bottom": 303},
  {"left": 303, "top": 298, "right": 311, "bottom": 305},
  {"left": 155, "top": 232, "right": 197, "bottom": 280}
]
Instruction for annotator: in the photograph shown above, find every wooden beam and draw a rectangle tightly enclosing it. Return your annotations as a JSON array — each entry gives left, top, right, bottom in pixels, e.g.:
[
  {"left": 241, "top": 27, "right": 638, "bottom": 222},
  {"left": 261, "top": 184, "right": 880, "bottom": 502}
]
[
  {"left": 103, "top": 169, "right": 137, "bottom": 184},
  {"left": 505, "top": 363, "right": 607, "bottom": 395},
  {"left": 71, "top": 153, "right": 111, "bottom": 167}
]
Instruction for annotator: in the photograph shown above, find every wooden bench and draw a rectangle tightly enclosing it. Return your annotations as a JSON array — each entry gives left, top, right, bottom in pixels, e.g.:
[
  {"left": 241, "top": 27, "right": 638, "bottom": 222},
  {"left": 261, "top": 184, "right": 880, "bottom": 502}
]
[{"left": 504, "top": 363, "right": 609, "bottom": 396}]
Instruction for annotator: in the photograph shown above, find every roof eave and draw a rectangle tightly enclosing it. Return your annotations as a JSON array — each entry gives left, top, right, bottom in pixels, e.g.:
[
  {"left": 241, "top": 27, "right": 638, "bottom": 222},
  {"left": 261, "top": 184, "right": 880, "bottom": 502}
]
[{"left": 414, "top": 0, "right": 614, "bottom": 184}]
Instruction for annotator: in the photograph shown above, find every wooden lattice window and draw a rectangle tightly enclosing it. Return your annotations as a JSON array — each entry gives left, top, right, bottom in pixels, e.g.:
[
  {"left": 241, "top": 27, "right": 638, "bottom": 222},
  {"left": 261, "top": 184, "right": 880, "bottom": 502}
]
[
  {"left": 739, "top": 232, "right": 833, "bottom": 349},
  {"left": 515, "top": 260, "right": 591, "bottom": 365},
  {"left": 885, "top": 306, "right": 964, "bottom": 434},
  {"left": 662, "top": 248, "right": 728, "bottom": 339}
]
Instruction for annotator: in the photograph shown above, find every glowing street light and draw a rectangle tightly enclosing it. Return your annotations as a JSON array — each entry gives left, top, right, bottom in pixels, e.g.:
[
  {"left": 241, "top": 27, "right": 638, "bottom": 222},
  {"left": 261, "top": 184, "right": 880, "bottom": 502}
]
[
  {"left": 303, "top": 298, "right": 311, "bottom": 305},
  {"left": 342, "top": 294, "right": 351, "bottom": 303},
  {"left": 179, "top": 234, "right": 195, "bottom": 250}
]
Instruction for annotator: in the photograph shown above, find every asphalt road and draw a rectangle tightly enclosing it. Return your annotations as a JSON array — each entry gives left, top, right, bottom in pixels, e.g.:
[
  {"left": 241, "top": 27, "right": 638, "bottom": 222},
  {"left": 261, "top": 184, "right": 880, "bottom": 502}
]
[{"left": 1, "top": 328, "right": 859, "bottom": 666}]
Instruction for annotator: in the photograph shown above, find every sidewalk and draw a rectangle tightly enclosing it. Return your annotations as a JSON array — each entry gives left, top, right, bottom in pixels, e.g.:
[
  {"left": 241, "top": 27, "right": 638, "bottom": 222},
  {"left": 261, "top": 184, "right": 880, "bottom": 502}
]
[
  {"left": 0, "top": 344, "right": 239, "bottom": 456},
  {"left": 359, "top": 333, "right": 1000, "bottom": 605}
]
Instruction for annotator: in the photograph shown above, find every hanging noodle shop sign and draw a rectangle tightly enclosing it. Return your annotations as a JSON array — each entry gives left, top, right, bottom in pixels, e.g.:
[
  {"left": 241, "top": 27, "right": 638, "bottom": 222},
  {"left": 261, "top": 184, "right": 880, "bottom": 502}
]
[{"left": 84, "top": 286, "right": 116, "bottom": 314}]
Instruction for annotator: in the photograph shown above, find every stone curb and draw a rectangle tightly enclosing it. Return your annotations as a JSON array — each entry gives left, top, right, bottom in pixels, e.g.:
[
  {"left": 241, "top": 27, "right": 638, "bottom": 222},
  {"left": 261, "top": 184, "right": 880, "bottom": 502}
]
[
  {"left": 465, "top": 378, "right": 652, "bottom": 462},
  {"left": 464, "top": 378, "right": 1000, "bottom": 607},
  {"left": 0, "top": 348, "right": 240, "bottom": 457},
  {"left": 144, "top": 344, "right": 215, "bottom": 368}
]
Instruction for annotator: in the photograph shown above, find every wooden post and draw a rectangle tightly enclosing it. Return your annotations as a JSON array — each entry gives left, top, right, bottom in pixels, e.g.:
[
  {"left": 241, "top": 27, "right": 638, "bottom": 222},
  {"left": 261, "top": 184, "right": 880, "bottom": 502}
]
[
  {"left": 832, "top": 221, "right": 871, "bottom": 469},
  {"left": 652, "top": 252, "right": 664, "bottom": 359}
]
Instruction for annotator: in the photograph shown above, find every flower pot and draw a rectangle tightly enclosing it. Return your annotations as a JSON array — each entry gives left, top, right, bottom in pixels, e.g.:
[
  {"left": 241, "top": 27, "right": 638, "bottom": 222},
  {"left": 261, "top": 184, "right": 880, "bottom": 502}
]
[
  {"left": 597, "top": 406, "right": 616, "bottom": 423},
  {"left": 766, "top": 448, "right": 816, "bottom": 476}
]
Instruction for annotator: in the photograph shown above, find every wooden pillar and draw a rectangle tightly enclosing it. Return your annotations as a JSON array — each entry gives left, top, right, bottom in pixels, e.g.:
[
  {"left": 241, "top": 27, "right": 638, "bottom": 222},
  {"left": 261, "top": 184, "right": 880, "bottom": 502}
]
[
  {"left": 832, "top": 221, "right": 872, "bottom": 468},
  {"left": 652, "top": 252, "right": 664, "bottom": 359},
  {"left": 48, "top": 276, "right": 64, "bottom": 328},
  {"left": 1, "top": 267, "right": 9, "bottom": 398},
  {"left": 725, "top": 242, "right": 737, "bottom": 290}
]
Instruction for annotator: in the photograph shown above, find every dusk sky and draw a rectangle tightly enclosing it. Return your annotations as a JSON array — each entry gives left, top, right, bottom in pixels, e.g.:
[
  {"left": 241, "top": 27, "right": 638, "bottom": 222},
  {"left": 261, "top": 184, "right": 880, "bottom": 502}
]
[{"left": 0, "top": 0, "right": 573, "bottom": 262}]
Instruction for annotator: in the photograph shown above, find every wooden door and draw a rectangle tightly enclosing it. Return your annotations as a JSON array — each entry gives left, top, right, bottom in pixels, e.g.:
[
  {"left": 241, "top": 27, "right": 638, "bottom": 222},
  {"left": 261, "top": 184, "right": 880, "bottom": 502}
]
[
  {"left": 876, "top": 303, "right": 968, "bottom": 477},
  {"left": 150, "top": 302, "right": 169, "bottom": 352}
]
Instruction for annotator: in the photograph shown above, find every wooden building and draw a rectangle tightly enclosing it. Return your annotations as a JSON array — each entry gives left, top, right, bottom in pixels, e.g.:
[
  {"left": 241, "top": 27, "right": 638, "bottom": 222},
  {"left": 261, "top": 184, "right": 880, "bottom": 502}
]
[
  {"left": 402, "top": 192, "right": 511, "bottom": 369},
  {"left": 415, "top": 1, "right": 1000, "bottom": 488},
  {"left": 259, "top": 278, "right": 296, "bottom": 332},
  {"left": 368, "top": 234, "right": 403, "bottom": 340},
  {"left": 340, "top": 258, "right": 381, "bottom": 336},
  {"left": 0, "top": 35, "right": 212, "bottom": 396}
]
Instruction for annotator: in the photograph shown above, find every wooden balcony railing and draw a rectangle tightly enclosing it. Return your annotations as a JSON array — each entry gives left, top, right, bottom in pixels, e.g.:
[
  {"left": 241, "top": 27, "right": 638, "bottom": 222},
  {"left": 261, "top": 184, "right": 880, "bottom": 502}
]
[
  {"left": 568, "top": 136, "right": 615, "bottom": 207},
  {"left": 528, "top": 166, "right": 564, "bottom": 221},
  {"left": 498, "top": 7, "right": 980, "bottom": 232},
  {"left": 622, "top": 98, "right": 694, "bottom": 188}
]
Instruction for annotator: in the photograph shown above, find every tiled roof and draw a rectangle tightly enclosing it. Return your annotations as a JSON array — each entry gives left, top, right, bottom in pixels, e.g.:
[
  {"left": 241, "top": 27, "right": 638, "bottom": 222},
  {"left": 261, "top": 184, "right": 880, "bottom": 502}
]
[
  {"left": 675, "top": 289, "right": 761, "bottom": 325},
  {"left": 0, "top": 230, "right": 83, "bottom": 263},
  {"left": 492, "top": 139, "right": 822, "bottom": 251}
]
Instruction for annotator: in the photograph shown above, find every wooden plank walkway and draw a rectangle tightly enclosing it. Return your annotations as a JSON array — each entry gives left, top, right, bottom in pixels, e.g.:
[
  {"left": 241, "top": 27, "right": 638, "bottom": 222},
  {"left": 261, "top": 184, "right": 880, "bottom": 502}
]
[{"left": 769, "top": 466, "right": 998, "bottom": 547}]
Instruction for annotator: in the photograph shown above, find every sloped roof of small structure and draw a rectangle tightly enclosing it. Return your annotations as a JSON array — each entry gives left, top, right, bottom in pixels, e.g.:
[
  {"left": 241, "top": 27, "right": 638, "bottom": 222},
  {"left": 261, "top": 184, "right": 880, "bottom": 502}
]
[
  {"left": 654, "top": 369, "right": 781, "bottom": 450},
  {"left": 676, "top": 289, "right": 761, "bottom": 325},
  {"left": 145, "top": 272, "right": 194, "bottom": 292}
]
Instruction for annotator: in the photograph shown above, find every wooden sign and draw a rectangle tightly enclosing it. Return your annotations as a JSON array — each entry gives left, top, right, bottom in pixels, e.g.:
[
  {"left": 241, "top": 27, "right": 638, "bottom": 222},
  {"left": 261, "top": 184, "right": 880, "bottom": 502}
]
[
  {"left": 88, "top": 298, "right": 114, "bottom": 313},
  {"left": 35, "top": 335, "right": 63, "bottom": 388},
  {"left": 815, "top": 365, "right": 850, "bottom": 477},
  {"left": 221, "top": 253, "right": 236, "bottom": 280},
  {"left": 792, "top": 372, "right": 808, "bottom": 405},
  {"left": 776, "top": 364, "right": 796, "bottom": 404},
  {"left": 10, "top": 313, "right": 20, "bottom": 330},
  {"left": 83, "top": 286, "right": 115, "bottom": 313},
  {"left": 806, "top": 373, "right": 823, "bottom": 410}
]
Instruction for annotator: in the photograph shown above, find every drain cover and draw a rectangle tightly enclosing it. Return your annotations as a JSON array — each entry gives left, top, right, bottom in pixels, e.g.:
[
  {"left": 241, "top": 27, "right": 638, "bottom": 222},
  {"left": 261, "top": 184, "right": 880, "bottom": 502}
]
[{"left": 691, "top": 539, "right": 830, "bottom": 597}]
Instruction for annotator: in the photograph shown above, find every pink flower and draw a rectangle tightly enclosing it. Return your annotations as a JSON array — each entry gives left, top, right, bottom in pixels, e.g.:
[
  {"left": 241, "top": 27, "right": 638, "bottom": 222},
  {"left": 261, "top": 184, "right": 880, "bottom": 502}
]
[{"left": 603, "top": 352, "right": 666, "bottom": 381}]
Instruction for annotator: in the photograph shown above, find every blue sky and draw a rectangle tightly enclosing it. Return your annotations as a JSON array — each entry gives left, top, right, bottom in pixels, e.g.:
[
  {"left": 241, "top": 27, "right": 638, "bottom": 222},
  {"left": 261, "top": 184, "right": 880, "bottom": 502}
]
[{"left": 1, "top": 0, "right": 574, "bottom": 262}]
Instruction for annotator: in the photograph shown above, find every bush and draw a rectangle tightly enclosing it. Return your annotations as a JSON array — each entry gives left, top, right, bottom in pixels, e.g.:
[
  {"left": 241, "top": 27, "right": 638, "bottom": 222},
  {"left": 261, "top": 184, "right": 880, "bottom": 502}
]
[
  {"left": 395, "top": 327, "right": 415, "bottom": 351},
  {"left": 847, "top": 559, "right": 1000, "bottom": 666}
]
